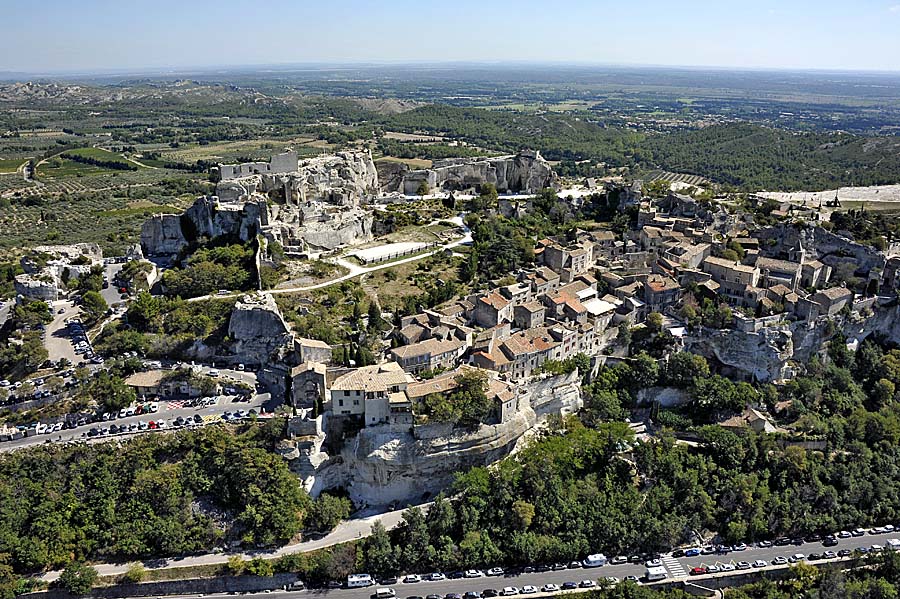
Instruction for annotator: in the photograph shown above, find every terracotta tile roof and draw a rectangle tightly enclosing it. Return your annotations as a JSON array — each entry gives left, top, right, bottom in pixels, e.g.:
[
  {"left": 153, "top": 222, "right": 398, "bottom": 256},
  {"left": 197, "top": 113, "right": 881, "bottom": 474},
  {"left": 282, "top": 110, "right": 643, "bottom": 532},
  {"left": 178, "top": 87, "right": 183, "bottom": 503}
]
[
  {"left": 479, "top": 291, "right": 510, "bottom": 311},
  {"left": 331, "top": 362, "right": 411, "bottom": 392}
]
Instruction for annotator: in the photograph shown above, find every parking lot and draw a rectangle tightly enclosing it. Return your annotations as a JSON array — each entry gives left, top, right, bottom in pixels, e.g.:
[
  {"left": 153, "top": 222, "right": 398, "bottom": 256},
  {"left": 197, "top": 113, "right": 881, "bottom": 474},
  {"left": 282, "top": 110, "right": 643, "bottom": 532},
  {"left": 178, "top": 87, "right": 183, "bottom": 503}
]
[
  {"left": 44, "top": 300, "right": 87, "bottom": 365},
  {"left": 0, "top": 392, "right": 273, "bottom": 451}
]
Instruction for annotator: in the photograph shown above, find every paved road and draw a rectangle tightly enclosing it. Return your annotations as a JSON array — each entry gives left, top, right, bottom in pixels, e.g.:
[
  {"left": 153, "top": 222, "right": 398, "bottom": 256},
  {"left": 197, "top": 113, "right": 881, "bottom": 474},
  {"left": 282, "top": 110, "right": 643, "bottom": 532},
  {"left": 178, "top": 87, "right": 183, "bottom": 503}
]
[
  {"left": 40, "top": 506, "right": 415, "bottom": 582},
  {"left": 186, "top": 229, "right": 472, "bottom": 303},
  {"left": 94, "top": 528, "right": 900, "bottom": 599},
  {"left": 45, "top": 300, "right": 84, "bottom": 365},
  {"left": 102, "top": 262, "right": 125, "bottom": 307}
]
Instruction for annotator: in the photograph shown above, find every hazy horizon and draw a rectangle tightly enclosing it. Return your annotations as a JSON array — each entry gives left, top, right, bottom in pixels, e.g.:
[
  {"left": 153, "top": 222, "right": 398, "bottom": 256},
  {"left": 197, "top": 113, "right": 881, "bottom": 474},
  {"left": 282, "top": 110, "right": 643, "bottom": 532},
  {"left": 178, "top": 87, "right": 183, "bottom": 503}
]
[{"left": 4, "top": 0, "right": 900, "bottom": 74}]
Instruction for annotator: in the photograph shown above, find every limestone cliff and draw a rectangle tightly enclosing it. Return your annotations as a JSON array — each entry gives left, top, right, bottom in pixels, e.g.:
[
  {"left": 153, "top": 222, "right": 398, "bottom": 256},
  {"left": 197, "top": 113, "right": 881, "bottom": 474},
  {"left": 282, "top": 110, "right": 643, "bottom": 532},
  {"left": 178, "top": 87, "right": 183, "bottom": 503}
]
[
  {"left": 140, "top": 197, "right": 269, "bottom": 257},
  {"left": 398, "top": 150, "right": 559, "bottom": 195},
  {"left": 226, "top": 293, "right": 293, "bottom": 367},
  {"left": 300, "top": 371, "right": 582, "bottom": 505},
  {"left": 257, "top": 150, "right": 378, "bottom": 206},
  {"left": 685, "top": 303, "right": 900, "bottom": 382}
]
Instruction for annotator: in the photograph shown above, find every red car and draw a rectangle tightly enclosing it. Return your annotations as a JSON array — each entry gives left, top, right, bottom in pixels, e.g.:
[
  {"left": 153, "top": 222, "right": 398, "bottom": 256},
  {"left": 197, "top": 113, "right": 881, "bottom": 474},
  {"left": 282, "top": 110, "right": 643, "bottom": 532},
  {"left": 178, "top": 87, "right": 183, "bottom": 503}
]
[
  {"left": 148, "top": 421, "right": 158, "bottom": 429},
  {"left": 690, "top": 567, "right": 706, "bottom": 576}
]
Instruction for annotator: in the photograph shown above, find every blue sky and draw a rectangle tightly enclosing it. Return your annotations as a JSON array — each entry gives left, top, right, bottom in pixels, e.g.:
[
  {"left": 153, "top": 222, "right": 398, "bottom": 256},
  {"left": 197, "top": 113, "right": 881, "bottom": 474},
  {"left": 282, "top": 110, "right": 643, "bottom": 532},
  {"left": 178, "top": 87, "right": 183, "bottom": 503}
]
[{"left": 3, "top": 0, "right": 900, "bottom": 73}]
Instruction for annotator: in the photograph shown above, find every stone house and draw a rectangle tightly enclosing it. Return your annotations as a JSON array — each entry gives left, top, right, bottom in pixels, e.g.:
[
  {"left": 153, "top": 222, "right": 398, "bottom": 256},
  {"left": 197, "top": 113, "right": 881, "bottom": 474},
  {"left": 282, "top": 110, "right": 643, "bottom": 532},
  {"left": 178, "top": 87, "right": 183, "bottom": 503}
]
[
  {"left": 296, "top": 337, "right": 333, "bottom": 364},
  {"left": 514, "top": 301, "right": 546, "bottom": 329},
  {"left": 473, "top": 291, "right": 513, "bottom": 328},
  {"left": 642, "top": 275, "right": 682, "bottom": 313},
  {"left": 328, "top": 362, "right": 413, "bottom": 427},
  {"left": 390, "top": 337, "right": 467, "bottom": 374},
  {"left": 405, "top": 366, "right": 519, "bottom": 425}
]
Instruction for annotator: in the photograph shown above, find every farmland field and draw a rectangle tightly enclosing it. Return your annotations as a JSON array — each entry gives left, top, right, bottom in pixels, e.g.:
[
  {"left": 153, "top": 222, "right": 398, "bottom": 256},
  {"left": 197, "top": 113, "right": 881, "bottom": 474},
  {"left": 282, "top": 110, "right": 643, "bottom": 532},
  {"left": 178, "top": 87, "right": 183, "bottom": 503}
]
[{"left": 0, "top": 159, "right": 24, "bottom": 174}]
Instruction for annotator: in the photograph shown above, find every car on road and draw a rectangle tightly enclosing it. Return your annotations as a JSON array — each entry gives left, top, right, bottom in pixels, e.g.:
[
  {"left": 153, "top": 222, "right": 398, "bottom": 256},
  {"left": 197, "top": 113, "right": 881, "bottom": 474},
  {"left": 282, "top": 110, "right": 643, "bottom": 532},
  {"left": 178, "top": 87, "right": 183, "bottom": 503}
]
[
  {"left": 772, "top": 556, "right": 788, "bottom": 565},
  {"left": 705, "top": 565, "right": 720, "bottom": 574},
  {"left": 645, "top": 559, "right": 662, "bottom": 567},
  {"left": 374, "top": 588, "right": 396, "bottom": 599},
  {"left": 822, "top": 537, "right": 838, "bottom": 547},
  {"left": 499, "top": 588, "right": 518, "bottom": 596},
  {"left": 481, "top": 591, "right": 498, "bottom": 598},
  {"left": 540, "top": 584, "right": 559, "bottom": 593},
  {"left": 852, "top": 528, "right": 866, "bottom": 537},
  {"left": 684, "top": 548, "right": 702, "bottom": 557},
  {"left": 720, "top": 563, "right": 735, "bottom": 572},
  {"left": 756, "top": 540, "right": 773, "bottom": 548},
  {"left": 736, "top": 561, "right": 751, "bottom": 570},
  {"left": 579, "top": 579, "right": 596, "bottom": 588},
  {"left": 689, "top": 567, "right": 705, "bottom": 576},
  {"left": 752, "top": 560, "right": 768, "bottom": 568},
  {"left": 402, "top": 575, "right": 421, "bottom": 584},
  {"left": 486, "top": 568, "right": 503, "bottom": 577},
  {"left": 465, "top": 570, "right": 483, "bottom": 579},
  {"left": 789, "top": 554, "right": 806, "bottom": 563},
  {"left": 520, "top": 586, "right": 537, "bottom": 594},
  {"left": 427, "top": 573, "right": 444, "bottom": 582},
  {"left": 561, "top": 582, "right": 578, "bottom": 590}
]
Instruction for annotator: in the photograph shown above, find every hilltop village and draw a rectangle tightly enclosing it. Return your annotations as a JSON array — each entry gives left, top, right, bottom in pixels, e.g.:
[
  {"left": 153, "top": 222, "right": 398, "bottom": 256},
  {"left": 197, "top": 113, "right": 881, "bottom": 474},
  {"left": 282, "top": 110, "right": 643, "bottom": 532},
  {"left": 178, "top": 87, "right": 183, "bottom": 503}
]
[{"left": 7, "top": 148, "right": 896, "bottom": 507}]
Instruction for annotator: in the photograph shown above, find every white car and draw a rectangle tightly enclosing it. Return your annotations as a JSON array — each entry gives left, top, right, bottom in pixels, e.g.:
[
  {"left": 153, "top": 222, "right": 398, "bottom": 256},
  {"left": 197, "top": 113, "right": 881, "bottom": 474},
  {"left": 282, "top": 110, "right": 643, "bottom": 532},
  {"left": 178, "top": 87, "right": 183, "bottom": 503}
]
[
  {"left": 720, "top": 563, "right": 736, "bottom": 572},
  {"left": 487, "top": 568, "right": 504, "bottom": 577},
  {"left": 752, "top": 560, "right": 768, "bottom": 568},
  {"left": 149, "top": 402, "right": 159, "bottom": 413},
  {"left": 789, "top": 554, "right": 806, "bottom": 563},
  {"left": 520, "top": 586, "right": 537, "bottom": 595},
  {"left": 427, "top": 573, "right": 445, "bottom": 581},
  {"left": 500, "top": 588, "right": 518, "bottom": 596},
  {"left": 464, "top": 570, "right": 483, "bottom": 578},
  {"left": 402, "top": 575, "right": 420, "bottom": 584},
  {"left": 580, "top": 579, "right": 597, "bottom": 588},
  {"left": 157, "top": 419, "right": 167, "bottom": 429},
  {"left": 541, "top": 584, "right": 559, "bottom": 593}
]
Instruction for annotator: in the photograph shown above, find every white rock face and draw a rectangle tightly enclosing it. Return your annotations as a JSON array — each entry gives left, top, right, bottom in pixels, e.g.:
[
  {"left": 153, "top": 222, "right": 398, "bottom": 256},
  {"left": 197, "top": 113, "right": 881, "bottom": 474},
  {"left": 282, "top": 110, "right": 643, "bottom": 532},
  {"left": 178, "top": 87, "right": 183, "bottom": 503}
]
[
  {"left": 302, "top": 371, "right": 582, "bottom": 505},
  {"left": 259, "top": 150, "right": 379, "bottom": 206},
  {"left": 399, "top": 150, "right": 559, "bottom": 195},
  {"left": 227, "top": 293, "right": 293, "bottom": 366},
  {"left": 14, "top": 274, "right": 58, "bottom": 302}
]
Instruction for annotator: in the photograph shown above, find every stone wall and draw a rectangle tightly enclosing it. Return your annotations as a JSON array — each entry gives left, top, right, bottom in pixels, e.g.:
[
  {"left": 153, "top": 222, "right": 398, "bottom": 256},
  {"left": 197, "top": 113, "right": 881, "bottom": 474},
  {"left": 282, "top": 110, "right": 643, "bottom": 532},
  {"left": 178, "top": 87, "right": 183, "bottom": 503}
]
[{"left": 23, "top": 573, "right": 301, "bottom": 599}]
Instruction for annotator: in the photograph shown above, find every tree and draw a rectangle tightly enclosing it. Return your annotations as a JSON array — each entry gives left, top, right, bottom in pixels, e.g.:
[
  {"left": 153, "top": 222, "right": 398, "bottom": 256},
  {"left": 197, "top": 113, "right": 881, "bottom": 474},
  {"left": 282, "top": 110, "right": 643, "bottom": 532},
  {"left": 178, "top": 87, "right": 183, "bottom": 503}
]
[
  {"left": 305, "top": 493, "right": 352, "bottom": 533},
  {"left": 57, "top": 562, "right": 97, "bottom": 595},
  {"left": 81, "top": 290, "right": 108, "bottom": 323},
  {"left": 86, "top": 371, "right": 136, "bottom": 412},
  {"left": 225, "top": 556, "right": 246, "bottom": 575},
  {"left": 416, "top": 181, "right": 429, "bottom": 196},
  {"left": 367, "top": 301, "right": 386, "bottom": 334},
  {"left": 664, "top": 352, "right": 710, "bottom": 388},
  {"left": 120, "top": 562, "right": 146, "bottom": 584},
  {"left": 511, "top": 500, "right": 535, "bottom": 530},
  {"left": 245, "top": 557, "right": 274, "bottom": 577}
]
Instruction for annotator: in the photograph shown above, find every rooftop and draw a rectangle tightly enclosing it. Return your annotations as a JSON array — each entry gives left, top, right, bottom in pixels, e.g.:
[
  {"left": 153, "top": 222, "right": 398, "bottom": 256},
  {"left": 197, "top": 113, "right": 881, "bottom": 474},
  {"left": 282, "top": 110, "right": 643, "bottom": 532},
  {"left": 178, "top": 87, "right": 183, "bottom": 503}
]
[{"left": 331, "top": 362, "right": 411, "bottom": 392}]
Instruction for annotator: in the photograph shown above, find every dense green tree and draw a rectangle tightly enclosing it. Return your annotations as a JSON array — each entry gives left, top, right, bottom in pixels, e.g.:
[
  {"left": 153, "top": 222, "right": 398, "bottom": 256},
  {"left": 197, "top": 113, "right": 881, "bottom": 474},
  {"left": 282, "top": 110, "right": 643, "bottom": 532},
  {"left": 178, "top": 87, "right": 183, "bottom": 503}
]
[
  {"left": 81, "top": 290, "right": 108, "bottom": 323},
  {"left": 57, "top": 562, "right": 97, "bottom": 595}
]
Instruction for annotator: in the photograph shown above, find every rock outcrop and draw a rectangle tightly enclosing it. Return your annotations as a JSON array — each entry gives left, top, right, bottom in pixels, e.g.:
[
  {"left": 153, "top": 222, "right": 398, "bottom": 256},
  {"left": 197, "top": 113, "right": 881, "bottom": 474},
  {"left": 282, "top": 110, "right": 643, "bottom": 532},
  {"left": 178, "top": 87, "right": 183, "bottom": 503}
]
[
  {"left": 398, "top": 150, "right": 559, "bottom": 195},
  {"left": 226, "top": 293, "right": 293, "bottom": 367},
  {"left": 299, "top": 371, "right": 582, "bottom": 505},
  {"left": 140, "top": 197, "right": 269, "bottom": 257},
  {"left": 258, "top": 150, "right": 378, "bottom": 206},
  {"left": 685, "top": 302, "right": 900, "bottom": 382}
]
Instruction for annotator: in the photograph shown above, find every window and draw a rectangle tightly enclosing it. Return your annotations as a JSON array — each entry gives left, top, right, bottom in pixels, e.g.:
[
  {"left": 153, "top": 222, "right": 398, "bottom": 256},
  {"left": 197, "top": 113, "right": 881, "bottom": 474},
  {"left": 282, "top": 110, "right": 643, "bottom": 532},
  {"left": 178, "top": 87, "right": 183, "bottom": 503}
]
[
  {"left": 338, "top": 399, "right": 344, "bottom": 407},
  {"left": 344, "top": 390, "right": 350, "bottom": 397},
  {"left": 353, "top": 400, "right": 360, "bottom": 406}
]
